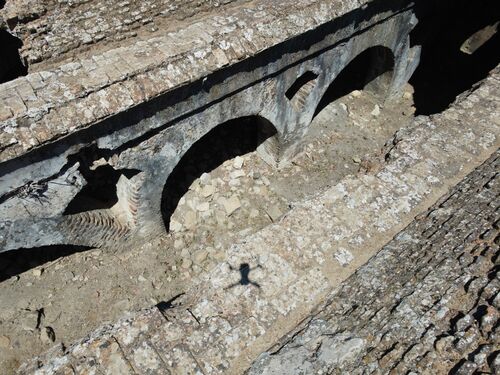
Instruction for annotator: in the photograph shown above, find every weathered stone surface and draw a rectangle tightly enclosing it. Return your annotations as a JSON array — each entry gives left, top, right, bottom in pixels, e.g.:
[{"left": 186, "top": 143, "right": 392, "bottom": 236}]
[
  {"left": 1, "top": 0, "right": 251, "bottom": 68},
  {"left": 249, "top": 151, "right": 500, "bottom": 375},
  {"left": 15, "top": 64, "right": 500, "bottom": 374},
  {"left": 0, "top": 0, "right": 422, "bottom": 253}
]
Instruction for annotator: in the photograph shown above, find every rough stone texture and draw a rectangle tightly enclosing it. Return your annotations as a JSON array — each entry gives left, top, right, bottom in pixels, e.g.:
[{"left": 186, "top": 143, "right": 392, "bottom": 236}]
[
  {"left": 15, "top": 64, "right": 500, "bottom": 374},
  {"left": 1, "top": 0, "right": 250, "bottom": 68},
  {"left": 0, "top": 0, "right": 390, "bottom": 163},
  {"left": 0, "top": 0, "right": 421, "bottom": 252},
  {"left": 249, "top": 151, "right": 500, "bottom": 375}
]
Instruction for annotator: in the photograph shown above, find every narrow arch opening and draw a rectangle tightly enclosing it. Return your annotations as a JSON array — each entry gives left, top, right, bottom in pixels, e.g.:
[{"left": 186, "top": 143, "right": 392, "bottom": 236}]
[
  {"left": 161, "top": 116, "right": 278, "bottom": 231},
  {"left": 0, "top": 29, "right": 27, "bottom": 83},
  {"left": 64, "top": 163, "right": 140, "bottom": 215},
  {"left": 313, "top": 46, "right": 394, "bottom": 118},
  {"left": 410, "top": 0, "right": 500, "bottom": 115},
  {"left": 286, "top": 71, "right": 319, "bottom": 111}
]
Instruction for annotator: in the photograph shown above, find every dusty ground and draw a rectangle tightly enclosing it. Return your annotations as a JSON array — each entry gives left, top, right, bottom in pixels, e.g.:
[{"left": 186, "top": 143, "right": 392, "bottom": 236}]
[{"left": 0, "top": 85, "right": 415, "bottom": 371}]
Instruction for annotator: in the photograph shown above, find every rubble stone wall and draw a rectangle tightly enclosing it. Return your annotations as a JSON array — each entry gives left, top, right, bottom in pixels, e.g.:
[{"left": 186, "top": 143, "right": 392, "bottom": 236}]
[
  {"left": 15, "top": 62, "right": 500, "bottom": 375},
  {"left": 0, "top": 0, "right": 420, "bottom": 253},
  {"left": 0, "top": 0, "right": 250, "bottom": 69}
]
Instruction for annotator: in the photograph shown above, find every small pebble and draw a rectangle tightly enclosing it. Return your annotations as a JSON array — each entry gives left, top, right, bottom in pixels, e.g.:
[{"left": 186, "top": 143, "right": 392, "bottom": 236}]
[
  {"left": 181, "top": 258, "right": 192, "bottom": 269},
  {"left": 0, "top": 335, "right": 10, "bottom": 349},
  {"left": 233, "top": 156, "right": 244, "bottom": 169}
]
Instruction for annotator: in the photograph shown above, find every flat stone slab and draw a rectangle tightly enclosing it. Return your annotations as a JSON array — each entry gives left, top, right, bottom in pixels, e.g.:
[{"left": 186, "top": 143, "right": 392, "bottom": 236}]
[{"left": 16, "top": 66, "right": 500, "bottom": 374}]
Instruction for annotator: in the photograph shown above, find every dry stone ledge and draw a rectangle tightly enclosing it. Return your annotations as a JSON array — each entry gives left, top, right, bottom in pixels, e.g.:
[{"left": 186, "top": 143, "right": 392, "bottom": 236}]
[{"left": 17, "top": 65, "right": 500, "bottom": 374}]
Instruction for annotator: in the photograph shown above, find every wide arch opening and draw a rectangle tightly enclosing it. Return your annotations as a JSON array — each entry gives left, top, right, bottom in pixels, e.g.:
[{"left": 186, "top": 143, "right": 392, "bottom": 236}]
[
  {"left": 313, "top": 46, "right": 394, "bottom": 118},
  {"left": 161, "top": 116, "right": 278, "bottom": 232},
  {"left": 410, "top": 0, "right": 500, "bottom": 115}
]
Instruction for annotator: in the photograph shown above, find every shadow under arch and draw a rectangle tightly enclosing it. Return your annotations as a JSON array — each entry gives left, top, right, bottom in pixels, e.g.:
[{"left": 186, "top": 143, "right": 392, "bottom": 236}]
[
  {"left": 410, "top": 0, "right": 500, "bottom": 115},
  {"left": 0, "top": 245, "right": 93, "bottom": 282},
  {"left": 313, "top": 45, "right": 395, "bottom": 119},
  {"left": 161, "top": 116, "right": 278, "bottom": 231}
]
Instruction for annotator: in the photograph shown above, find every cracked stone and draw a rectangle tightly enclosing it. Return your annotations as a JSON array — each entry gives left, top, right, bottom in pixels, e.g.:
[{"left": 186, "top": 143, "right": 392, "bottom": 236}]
[
  {"left": 266, "top": 205, "right": 283, "bottom": 222},
  {"left": 222, "top": 196, "right": 241, "bottom": 216}
]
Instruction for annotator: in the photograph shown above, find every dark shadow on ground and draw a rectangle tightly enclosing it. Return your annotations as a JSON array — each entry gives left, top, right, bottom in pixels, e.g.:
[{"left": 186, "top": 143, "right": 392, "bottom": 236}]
[
  {"left": 410, "top": 0, "right": 500, "bottom": 115},
  {"left": 0, "top": 29, "right": 27, "bottom": 83},
  {"left": 161, "top": 116, "right": 277, "bottom": 230},
  {"left": 313, "top": 45, "right": 394, "bottom": 118},
  {"left": 225, "top": 263, "right": 262, "bottom": 289},
  {"left": 0, "top": 245, "right": 92, "bottom": 282}
]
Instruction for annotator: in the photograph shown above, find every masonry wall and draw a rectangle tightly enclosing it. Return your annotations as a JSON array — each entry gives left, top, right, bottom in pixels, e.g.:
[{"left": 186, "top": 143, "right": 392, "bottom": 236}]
[{"left": 0, "top": 0, "right": 249, "bottom": 70}]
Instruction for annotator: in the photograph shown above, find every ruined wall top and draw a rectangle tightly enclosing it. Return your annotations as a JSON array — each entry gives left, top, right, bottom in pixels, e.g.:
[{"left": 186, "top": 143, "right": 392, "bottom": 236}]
[
  {"left": 0, "top": 0, "right": 373, "bottom": 164},
  {"left": 0, "top": 0, "right": 252, "bottom": 70}
]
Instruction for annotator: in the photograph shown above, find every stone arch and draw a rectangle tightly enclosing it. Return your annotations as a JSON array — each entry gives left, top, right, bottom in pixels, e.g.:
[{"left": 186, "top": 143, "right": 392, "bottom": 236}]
[
  {"left": 285, "top": 71, "right": 320, "bottom": 111},
  {"left": 160, "top": 115, "right": 278, "bottom": 232},
  {"left": 313, "top": 45, "right": 395, "bottom": 118}
]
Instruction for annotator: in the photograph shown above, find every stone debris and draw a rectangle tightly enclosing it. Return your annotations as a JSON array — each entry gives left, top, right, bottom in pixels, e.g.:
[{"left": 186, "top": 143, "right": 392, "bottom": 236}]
[
  {"left": 0, "top": 335, "right": 10, "bottom": 349},
  {"left": 196, "top": 202, "right": 210, "bottom": 212},
  {"left": 169, "top": 220, "right": 183, "bottom": 232},
  {"left": 233, "top": 156, "right": 244, "bottom": 169},
  {"left": 183, "top": 211, "right": 197, "bottom": 230},
  {"left": 201, "top": 184, "right": 215, "bottom": 198},
  {"left": 230, "top": 170, "right": 246, "bottom": 180},
  {"left": 200, "top": 173, "right": 212, "bottom": 185},
  {"left": 371, "top": 104, "right": 381, "bottom": 116},
  {"left": 265, "top": 205, "right": 283, "bottom": 222},
  {"left": 193, "top": 250, "right": 209, "bottom": 265},
  {"left": 181, "top": 258, "right": 193, "bottom": 270},
  {"left": 32, "top": 269, "right": 43, "bottom": 277},
  {"left": 334, "top": 248, "right": 354, "bottom": 267},
  {"left": 222, "top": 196, "right": 242, "bottom": 216},
  {"left": 173, "top": 239, "right": 184, "bottom": 250},
  {"left": 19, "top": 310, "right": 38, "bottom": 332}
]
